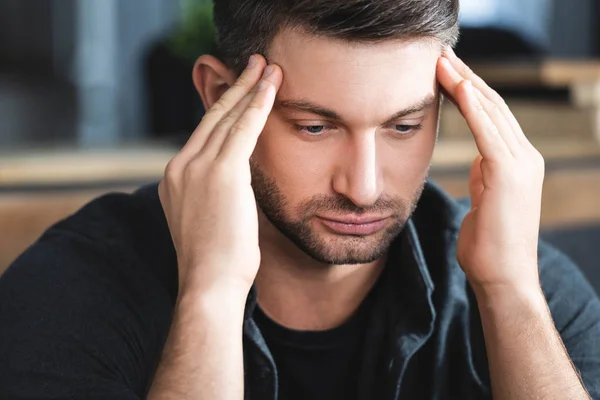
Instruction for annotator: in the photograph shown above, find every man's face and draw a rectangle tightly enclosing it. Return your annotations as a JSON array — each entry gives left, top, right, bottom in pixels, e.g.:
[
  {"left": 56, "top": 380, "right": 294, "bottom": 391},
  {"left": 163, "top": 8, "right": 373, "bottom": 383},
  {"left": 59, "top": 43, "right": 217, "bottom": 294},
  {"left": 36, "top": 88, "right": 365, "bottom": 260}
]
[{"left": 251, "top": 29, "right": 441, "bottom": 265}]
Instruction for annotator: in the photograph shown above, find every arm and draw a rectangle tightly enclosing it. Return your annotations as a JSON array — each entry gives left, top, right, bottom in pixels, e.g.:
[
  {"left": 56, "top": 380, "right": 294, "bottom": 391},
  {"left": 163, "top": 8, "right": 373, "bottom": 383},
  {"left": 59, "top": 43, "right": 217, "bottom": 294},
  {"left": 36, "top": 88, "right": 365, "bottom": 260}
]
[
  {"left": 146, "top": 55, "right": 282, "bottom": 399},
  {"left": 147, "top": 286, "right": 247, "bottom": 400},
  {"left": 474, "top": 284, "right": 590, "bottom": 399},
  {"left": 540, "top": 244, "right": 600, "bottom": 397},
  {"left": 437, "top": 49, "right": 591, "bottom": 399}
]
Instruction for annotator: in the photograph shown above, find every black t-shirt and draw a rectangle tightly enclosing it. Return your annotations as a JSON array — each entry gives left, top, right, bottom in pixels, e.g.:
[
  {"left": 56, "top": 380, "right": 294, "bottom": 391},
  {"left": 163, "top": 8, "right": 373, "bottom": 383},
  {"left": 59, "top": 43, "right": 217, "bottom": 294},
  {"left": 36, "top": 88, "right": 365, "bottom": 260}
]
[
  {"left": 1, "top": 183, "right": 599, "bottom": 399},
  {"left": 254, "top": 266, "right": 386, "bottom": 400}
]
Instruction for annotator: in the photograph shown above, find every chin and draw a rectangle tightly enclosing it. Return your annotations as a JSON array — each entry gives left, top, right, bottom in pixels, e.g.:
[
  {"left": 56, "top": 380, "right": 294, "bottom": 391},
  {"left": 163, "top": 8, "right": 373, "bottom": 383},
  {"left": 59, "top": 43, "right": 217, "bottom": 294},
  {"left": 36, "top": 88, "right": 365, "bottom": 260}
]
[{"left": 291, "top": 223, "right": 404, "bottom": 265}]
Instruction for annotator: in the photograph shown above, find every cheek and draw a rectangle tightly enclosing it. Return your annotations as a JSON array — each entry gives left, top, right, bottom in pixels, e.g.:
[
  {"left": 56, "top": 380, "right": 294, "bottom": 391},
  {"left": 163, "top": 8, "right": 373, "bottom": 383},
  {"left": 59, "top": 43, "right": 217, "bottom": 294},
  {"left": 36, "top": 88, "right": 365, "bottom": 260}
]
[
  {"left": 253, "top": 117, "right": 335, "bottom": 202},
  {"left": 381, "top": 127, "right": 437, "bottom": 192}
]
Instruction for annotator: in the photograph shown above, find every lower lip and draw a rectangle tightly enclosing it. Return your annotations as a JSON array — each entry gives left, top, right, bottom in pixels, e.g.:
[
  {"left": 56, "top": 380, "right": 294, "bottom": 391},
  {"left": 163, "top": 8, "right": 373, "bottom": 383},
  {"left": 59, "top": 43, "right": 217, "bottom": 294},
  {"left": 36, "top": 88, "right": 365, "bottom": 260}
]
[{"left": 318, "top": 217, "right": 389, "bottom": 236}]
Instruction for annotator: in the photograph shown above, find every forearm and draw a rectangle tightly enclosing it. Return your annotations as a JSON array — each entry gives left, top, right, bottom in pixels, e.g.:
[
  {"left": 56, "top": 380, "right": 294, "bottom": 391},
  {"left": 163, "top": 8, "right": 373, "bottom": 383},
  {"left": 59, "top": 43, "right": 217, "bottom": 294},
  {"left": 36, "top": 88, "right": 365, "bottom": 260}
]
[
  {"left": 474, "top": 284, "right": 590, "bottom": 400},
  {"left": 147, "top": 286, "right": 248, "bottom": 400}
]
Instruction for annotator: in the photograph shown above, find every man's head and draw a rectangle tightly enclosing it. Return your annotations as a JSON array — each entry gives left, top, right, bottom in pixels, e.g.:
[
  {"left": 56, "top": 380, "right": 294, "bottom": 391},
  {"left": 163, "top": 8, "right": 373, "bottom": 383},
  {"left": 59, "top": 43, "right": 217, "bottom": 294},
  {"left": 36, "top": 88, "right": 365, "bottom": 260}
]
[
  {"left": 213, "top": 0, "right": 459, "bottom": 75},
  {"left": 195, "top": 0, "right": 459, "bottom": 265}
]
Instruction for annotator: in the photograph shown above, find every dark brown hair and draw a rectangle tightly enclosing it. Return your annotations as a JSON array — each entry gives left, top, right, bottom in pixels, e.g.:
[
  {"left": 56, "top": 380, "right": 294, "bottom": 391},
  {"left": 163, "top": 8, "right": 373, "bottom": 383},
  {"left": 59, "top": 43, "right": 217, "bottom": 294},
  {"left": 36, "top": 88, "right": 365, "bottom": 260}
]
[{"left": 212, "top": 0, "right": 460, "bottom": 74}]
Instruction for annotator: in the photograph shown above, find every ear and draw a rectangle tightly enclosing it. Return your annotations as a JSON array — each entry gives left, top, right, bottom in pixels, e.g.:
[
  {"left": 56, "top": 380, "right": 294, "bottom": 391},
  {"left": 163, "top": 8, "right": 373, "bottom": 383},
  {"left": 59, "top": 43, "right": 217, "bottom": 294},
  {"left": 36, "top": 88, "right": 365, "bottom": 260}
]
[{"left": 192, "top": 55, "right": 237, "bottom": 111}]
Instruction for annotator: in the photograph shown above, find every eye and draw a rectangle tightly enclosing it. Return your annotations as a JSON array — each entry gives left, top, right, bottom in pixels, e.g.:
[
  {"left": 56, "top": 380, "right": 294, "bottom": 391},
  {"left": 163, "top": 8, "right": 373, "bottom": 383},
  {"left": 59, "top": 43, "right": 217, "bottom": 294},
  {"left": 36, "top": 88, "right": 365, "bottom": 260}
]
[
  {"left": 393, "top": 124, "right": 422, "bottom": 136},
  {"left": 294, "top": 124, "right": 328, "bottom": 136}
]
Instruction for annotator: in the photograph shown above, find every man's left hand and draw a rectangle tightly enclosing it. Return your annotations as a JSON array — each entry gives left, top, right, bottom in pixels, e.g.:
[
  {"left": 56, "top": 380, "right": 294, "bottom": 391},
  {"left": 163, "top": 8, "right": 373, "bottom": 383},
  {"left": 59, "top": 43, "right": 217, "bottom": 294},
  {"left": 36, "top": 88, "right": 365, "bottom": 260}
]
[{"left": 437, "top": 49, "right": 545, "bottom": 297}]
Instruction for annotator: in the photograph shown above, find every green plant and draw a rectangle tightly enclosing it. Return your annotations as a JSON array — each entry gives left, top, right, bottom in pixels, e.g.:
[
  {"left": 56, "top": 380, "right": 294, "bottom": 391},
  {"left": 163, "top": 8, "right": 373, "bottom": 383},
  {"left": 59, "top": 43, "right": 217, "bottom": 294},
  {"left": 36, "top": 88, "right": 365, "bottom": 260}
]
[{"left": 169, "top": 0, "right": 217, "bottom": 64}]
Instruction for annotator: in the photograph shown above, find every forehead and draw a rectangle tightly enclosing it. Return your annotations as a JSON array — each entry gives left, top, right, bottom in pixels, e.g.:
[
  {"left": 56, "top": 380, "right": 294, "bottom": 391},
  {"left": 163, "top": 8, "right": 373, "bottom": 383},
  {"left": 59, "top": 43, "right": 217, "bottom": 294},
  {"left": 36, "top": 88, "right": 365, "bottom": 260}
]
[{"left": 267, "top": 29, "right": 441, "bottom": 123}]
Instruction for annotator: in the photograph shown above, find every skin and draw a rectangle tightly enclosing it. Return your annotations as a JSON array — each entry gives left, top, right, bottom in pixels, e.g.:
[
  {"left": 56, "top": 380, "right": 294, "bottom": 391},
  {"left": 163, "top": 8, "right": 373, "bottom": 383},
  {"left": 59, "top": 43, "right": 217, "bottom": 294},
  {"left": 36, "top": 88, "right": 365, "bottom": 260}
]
[
  {"left": 252, "top": 31, "right": 440, "bottom": 330},
  {"left": 147, "top": 28, "right": 590, "bottom": 399}
]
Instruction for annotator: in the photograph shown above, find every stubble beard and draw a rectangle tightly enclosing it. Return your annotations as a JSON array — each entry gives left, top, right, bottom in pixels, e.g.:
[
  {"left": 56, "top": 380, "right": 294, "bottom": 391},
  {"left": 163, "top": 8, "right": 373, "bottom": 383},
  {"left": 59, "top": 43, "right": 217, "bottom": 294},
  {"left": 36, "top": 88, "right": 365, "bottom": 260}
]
[{"left": 250, "top": 161, "right": 424, "bottom": 265}]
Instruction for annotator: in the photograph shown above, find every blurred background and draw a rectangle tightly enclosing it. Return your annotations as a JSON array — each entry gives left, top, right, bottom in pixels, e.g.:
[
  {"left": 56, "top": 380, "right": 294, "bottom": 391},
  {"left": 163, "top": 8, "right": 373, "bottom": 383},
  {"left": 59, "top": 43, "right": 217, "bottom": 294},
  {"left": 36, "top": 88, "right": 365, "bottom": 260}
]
[{"left": 0, "top": 0, "right": 599, "bottom": 290}]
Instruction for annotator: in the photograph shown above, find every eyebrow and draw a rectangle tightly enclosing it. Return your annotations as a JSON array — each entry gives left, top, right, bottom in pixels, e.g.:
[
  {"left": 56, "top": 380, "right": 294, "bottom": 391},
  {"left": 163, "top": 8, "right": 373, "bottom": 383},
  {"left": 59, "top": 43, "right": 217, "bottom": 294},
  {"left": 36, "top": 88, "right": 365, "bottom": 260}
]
[{"left": 273, "top": 94, "right": 437, "bottom": 124}]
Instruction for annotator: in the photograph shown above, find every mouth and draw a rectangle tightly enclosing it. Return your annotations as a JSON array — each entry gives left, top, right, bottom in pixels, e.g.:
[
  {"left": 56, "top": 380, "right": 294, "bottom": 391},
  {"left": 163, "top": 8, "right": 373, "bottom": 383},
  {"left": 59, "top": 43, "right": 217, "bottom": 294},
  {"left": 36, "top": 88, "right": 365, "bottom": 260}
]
[{"left": 316, "top": 215, "right": 391, "bottom": 236}]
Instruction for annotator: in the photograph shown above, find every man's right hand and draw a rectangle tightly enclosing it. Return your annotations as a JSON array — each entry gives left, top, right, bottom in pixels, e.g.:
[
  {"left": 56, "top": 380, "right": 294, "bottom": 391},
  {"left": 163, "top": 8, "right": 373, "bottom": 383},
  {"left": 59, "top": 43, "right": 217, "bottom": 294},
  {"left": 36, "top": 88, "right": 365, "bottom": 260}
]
[{"left": 158, "top": 55, "right": 282, "bottom": 297}]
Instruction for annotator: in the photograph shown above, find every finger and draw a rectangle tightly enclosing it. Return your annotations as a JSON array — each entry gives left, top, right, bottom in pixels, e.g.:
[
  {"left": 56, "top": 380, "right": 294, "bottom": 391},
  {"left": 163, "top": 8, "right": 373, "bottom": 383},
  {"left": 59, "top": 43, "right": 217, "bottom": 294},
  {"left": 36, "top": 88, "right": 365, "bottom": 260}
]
[
  {"left": 219, "top": 65, "right": 282, "bottom": 160},
  {"left": 443, "top": 48, "right": 528, "bottom": 145},
  {"left": 473, "top": 88, "right": 519, "bottom": 157},
  {"left": 469, "top": 155, "right": 484, "bottom": 209},
  {"left": 440, "top": 56, "right": 517, "bottom": 154},
  {"left": 179, "top": 55, "right": 267, "bottom": 161},
  {"left": 440, "top": 86, "right": 458, "bottom": 108},
  {"left": 458, "top": 80, "right": 511, "bottom": 160},
  {"left": 200, "top": 87, "right": 257, "bottom": 157},
  {"left": 438, "top": 59, "right": 511, "bottom": 160}
]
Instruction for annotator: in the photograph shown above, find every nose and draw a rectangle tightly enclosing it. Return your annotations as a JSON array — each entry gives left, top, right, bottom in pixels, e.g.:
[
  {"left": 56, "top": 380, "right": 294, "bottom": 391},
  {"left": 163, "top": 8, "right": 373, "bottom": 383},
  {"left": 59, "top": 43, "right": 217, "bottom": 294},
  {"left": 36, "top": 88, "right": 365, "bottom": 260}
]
[{"left": 332, "top": 134, "right": 383, "bottom": 208}]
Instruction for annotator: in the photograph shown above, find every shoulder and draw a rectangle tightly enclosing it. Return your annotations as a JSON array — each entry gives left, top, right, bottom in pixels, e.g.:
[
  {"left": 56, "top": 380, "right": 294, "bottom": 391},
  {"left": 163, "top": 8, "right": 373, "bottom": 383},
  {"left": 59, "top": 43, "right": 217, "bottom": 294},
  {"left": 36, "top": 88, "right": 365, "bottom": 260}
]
[
  {"left": 413, "top": 181, "right": 599, "bottom": 331},
  {"left": 49, "top": 182, "right": 176, "bottom": 280},
  {"left": 0, "top": 183, "right": 178, "bottom": 396},
  {"left": 536, "top": 239, "right": 600, "bottom": 333},
  {"left": 417, "top": 182, "right": 600, "bottom": 394},
  {"left": 54, "top": 182, "right": 169, "bottom": 247},
  {"left": 3, "top": 182, "right": 178, "bottom": 303}
]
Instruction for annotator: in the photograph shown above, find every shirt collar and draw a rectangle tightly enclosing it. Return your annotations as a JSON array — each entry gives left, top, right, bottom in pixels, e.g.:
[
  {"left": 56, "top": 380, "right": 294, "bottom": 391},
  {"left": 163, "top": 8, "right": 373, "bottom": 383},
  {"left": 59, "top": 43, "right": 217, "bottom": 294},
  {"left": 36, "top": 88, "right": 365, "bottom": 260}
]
[{"left": 243, "top": 216, "right": 436, "bottom": 333}]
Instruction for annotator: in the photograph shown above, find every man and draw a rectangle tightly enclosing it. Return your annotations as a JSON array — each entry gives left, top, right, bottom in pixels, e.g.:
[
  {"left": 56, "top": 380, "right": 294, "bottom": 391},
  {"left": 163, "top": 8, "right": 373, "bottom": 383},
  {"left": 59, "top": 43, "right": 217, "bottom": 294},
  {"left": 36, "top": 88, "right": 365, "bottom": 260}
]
[{"left": 0, "top": 0, "right": 598, "bottom": 399}]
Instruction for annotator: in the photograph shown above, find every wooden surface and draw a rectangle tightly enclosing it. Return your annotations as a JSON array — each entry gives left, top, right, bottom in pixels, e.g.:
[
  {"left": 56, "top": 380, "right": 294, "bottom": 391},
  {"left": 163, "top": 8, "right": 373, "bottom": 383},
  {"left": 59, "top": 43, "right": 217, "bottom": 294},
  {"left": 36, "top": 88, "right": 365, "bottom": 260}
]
[
  {"left": 470, "top": 60, "right": 600, "bottom": 88},
  {"left": 432, "top": 168, "right": 600, "bottom": 228},
  {"left": 0, "top": 145, "right": 175, "bottom": 187},
  {"left": 0, "top": 187, "right": 136, "bottom": 274},
  {"left": 440, "top": 101, "right": 600, "bottom": 141},
  {"left": 432, "top": 139, "right": 600, "bottom": 168}
]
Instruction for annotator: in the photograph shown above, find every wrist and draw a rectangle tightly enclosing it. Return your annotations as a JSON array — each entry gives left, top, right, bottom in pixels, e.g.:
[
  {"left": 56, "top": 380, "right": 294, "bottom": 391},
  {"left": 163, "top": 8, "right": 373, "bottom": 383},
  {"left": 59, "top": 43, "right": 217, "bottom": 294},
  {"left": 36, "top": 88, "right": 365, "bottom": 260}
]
[
  {"left": 176, "top": 281, "right": 250, "bottom": 321},
  {"left": 473, "top": 282, "right": 549, "bottom": 321},
  {"left": 178, "top": 263, "right": 254, "bottom": 303}
]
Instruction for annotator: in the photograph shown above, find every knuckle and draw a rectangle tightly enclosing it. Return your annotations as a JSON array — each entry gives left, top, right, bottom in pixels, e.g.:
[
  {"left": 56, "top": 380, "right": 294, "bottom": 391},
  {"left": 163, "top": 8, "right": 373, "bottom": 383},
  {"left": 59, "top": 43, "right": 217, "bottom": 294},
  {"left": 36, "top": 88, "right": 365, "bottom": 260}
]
[
  {"left": 490, "top": 90, "right": 506, "bottom": 107},
  {"left": 211, "top": 161, "right": 234, "bottom": 181},
  {"left": 182, "top": 158, "right": 205, "bottom": 183},
  {"left": 158, "top": 179, "right": 167, "bottom": 199},
  {"left": 206, "top": 100, "right": 227, "bottom": 116},
  {"left": 232, "top": 76, "right": 253, "bottom": 91},
  {"left": 487, "top": 122, "right": 500, "bottom": 137},
  {"left": 248, "top": 94, "right": 270, "bottom": 112},
  {"left": 164, "top": 157, "right": 182, "bottom": 178},
  {"left": 186, "top": 156, "right": 206, "bottom": 174},
  {"left": 488, "top": 102, "right": 500, "bottom": 115},
  {"left": 216, "top": 112, "right": 239, "bottom": 130},
  {"left": 246, "top": 100, "right": 264, "bottom": 112},
  {"left": 228, "top": 121, "right": 248, "bottom": 137},
  {"left": 461, "top": 64, "right": 475, "bottom": 77},
  {"left": 473, "top": 100, "right": 485, "bottom": 113},
  {"left": 534, "top": 150, "right": 545, "bottom": 171}
]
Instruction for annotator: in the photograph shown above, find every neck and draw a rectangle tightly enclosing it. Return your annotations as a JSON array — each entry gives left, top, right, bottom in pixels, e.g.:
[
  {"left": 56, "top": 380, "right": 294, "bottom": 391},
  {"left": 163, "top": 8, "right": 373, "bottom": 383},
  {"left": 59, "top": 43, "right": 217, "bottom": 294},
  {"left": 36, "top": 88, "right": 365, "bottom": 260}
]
[{"left": 255, "top": 216, "right": 387, "bottom": 331}]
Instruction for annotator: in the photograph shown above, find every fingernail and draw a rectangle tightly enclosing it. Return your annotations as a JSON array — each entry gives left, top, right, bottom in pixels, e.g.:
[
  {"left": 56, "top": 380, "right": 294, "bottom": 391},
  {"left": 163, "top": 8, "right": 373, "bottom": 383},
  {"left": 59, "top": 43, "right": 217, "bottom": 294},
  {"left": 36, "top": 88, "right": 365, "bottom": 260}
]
[
  {"left": 247, "top": 55, "right": 257, "bottom": 69},
  {"left": 262, "top": 65, "right": 274, "bottom": 78}
]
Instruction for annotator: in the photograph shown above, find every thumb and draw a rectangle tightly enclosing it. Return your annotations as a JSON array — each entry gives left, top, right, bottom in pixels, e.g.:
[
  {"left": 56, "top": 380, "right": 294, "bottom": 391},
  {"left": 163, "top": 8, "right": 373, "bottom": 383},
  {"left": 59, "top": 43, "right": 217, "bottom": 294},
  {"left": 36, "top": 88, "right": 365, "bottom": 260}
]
[{"left": 469, "top": 155, "right": 484, "bottom": 209}]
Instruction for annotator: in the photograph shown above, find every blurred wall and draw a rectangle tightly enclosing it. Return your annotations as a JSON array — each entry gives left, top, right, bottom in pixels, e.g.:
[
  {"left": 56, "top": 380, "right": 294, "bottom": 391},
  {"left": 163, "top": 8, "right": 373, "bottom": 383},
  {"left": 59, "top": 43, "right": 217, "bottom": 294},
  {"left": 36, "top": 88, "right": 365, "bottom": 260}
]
[
  {"left": 75, "top": 0, "right": 180, "bottom": 145},
  {"left": 0, "top": 0, "right": 54, "bottom": 72},
  {"left": 551, "top": 0, "right": 595, "bottom": 57},
  {"left": 460, "top": 0, "right": 596, "bottom": 57},
  {"left": 0, "top": 0, "right": 598, "bottom": 148},
  {"left": 0, "top": 0, "right": 179, "bottom": 147}
]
